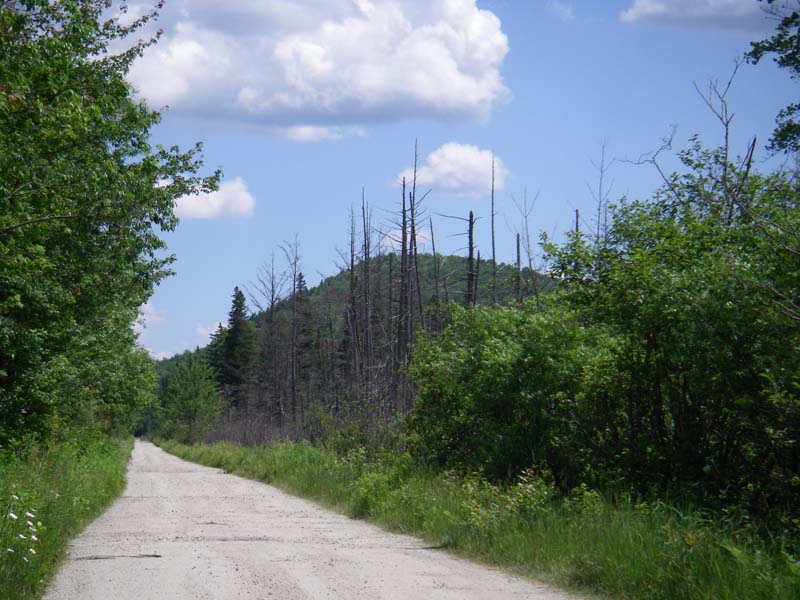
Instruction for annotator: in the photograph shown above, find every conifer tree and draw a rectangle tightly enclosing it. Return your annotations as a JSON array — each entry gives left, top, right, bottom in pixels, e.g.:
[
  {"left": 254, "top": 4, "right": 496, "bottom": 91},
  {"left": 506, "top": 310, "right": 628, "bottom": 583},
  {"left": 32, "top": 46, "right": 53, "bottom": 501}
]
[{"left": 220, "top": 287, "right": 256, "bottom": 414}]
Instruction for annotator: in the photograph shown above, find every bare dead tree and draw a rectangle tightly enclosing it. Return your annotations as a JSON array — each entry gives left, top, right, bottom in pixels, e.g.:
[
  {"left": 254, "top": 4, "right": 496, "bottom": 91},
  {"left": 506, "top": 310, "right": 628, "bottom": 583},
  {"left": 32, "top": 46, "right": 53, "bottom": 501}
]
[
  {"left": 625, "top": 126, "right": 683, "bottom": 204},
  {"left": 491, "top": 155, "right": 497, "bottom": 306},
  {"left": 515, "top": 233, "right": 522, "bottom": 305},
  {"left": 587, "top": 140, "right": 616, "bottom": 244},
  {"left": 280, "top": 235, "right": 302, "bottom": 425},
  {"left": 247, "top": 251, "right": 288, "bottom": 425},
  {"left": 466, "top": 210, "right": 475, "bottom": 307},
  {"left": 361, "top": 190, "right": 374, "bottom": 386},
  {"left": 513, "top": 189, "right": 541, "bottom": 301},
  {"left": 430, "top": 217, "right": 441, "bottom": 305},
  {"left": 387, "top": 248, "right": 395, "bottom": 350},
  {"left": 474, "top": 249, "right": 481, "bottom": 306},
  {"left": 397, "top": 178, "right": 409, "bottom": 366},
  {"left": 248, "top": 251, "right": 287, "bottom": 314}
]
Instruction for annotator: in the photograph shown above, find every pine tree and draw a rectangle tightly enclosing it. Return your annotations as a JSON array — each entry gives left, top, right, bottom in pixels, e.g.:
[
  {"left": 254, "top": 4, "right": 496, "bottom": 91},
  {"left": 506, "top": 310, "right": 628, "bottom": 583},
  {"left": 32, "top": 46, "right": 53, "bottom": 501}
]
[{"left": 220, "top": 287, "right": 257, "bottom": 414}]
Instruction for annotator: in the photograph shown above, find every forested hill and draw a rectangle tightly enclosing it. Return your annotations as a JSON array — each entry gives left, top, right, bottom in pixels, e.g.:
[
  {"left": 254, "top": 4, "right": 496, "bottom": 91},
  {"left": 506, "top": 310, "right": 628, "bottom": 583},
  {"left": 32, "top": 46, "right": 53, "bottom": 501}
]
[
  {"left": 153, "top": 137, "right": 800, "bottom": 527},
  {"left": 151, "top": 252, "right": 555, "bottom": 443}
]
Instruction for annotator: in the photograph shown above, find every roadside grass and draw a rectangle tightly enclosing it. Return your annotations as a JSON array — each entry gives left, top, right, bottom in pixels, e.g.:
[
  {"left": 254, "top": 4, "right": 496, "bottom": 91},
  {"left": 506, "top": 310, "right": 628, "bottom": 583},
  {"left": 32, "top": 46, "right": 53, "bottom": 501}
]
[
  {"left": 0, "top": 432, "right": 133, "bottom": 600},
  {"left": 159, "top": 440, "right": 800, "bottom": 600}
]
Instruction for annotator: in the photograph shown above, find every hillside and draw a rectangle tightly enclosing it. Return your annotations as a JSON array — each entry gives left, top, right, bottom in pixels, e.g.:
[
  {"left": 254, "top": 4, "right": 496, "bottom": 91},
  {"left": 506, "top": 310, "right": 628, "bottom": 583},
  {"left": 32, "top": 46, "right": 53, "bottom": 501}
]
[{"left": 152, "top": 252, "right": 554, "bottom": 443}]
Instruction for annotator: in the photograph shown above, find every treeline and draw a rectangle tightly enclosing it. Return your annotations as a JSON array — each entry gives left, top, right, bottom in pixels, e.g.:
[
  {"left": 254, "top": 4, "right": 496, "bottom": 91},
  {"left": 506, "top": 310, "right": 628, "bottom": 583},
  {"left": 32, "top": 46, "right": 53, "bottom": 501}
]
[
  {"left": 1, "top": 3, "right": 216, "bottom": 597},
  {"left": 0, "top": 1, "right": 216, "bottom": 445},
  {"left": 151, "top": 149, "right": 554, "bottom": 445},
  {"left": 412, "top": 140, "right": 800, "bottom": 520},
  {"left": 154, "top": 140, "right": 800, "bottom": 525},
  {"left": 153, "top": 243, "right": 553, "bottom": 444},
  {"left": 152, "top": 0, "right": 800, "bottom": 532}
]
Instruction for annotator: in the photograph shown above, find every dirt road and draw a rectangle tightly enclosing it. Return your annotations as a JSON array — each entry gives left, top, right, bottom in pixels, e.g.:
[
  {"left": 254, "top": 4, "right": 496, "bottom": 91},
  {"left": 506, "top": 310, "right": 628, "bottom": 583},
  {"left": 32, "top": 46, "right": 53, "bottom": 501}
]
[{"left": 44, "top": 440, "right": 581, "bottom": 599}]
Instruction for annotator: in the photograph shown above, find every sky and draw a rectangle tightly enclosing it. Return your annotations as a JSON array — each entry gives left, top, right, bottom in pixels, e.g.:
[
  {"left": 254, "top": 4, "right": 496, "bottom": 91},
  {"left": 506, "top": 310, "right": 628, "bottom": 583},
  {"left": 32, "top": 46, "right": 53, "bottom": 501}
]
[{"left": 128, "top": 0, "right": 798, "bottom": 359}]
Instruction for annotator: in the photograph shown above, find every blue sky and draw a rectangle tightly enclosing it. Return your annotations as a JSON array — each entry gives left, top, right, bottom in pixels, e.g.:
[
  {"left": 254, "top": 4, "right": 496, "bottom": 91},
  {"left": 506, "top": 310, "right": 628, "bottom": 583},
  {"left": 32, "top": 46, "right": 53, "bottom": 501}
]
[{"left": 130, "top": 0, "right": 798, "bottom": 358}]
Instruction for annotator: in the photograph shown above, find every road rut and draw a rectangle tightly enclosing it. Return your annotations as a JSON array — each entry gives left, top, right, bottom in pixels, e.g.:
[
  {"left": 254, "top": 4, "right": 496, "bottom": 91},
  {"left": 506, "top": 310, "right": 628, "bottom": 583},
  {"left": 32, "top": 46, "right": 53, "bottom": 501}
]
[{"left": 44, "top": 440, "right": 582, "bottom": 599}]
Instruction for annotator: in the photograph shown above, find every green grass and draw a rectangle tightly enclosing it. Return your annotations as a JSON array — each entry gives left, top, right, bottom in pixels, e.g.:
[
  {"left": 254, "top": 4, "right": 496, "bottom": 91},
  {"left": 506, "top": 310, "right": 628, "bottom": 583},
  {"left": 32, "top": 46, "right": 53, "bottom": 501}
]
[
  {"left": 159, "top": 439, "right": 800, "bottom": 600},
  {"left": 0, "top": 432, "right": 133, "bottom": 599}
]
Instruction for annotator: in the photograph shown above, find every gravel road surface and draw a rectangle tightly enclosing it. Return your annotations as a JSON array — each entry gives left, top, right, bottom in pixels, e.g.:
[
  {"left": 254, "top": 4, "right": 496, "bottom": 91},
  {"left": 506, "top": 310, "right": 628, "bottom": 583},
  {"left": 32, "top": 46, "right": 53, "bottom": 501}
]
[{"left": 44, "top": 440, "right": 582, "bottom": 599}]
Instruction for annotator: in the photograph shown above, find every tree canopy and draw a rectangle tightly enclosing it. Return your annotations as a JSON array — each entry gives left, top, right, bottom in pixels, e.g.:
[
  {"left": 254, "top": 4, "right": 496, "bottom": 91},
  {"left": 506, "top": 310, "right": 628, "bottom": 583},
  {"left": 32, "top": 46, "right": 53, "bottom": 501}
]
[
  {"left": 0, "top": 0, "right": 219, "bottom": 443},
  {"left": 748, "top": 0, "right": 800, "bottom": 152}
]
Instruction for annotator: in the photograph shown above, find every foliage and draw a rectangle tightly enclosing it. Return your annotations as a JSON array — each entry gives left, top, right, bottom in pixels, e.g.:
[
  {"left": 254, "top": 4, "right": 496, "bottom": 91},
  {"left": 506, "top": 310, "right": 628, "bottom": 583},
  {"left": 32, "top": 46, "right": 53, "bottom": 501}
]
[
  {"left": 0, "top": 0, "right": 219, "bottom": 443},
  {"left": 205, "top": 287, "right": 257, "bottom": 415},
  {"left": 748, "top": 0, "right": 800, "bottom": 152},
  {"left": 0, "top": 432, "right": 132, "bottom": 599},
  {"left": 408, "top": 139, "right": 800, "bottom": 526},
  {"left": 408, "top": 301, "right": 616, "bottom": 482},
  {"left": 155, "top": 354, "right": 222, "bottom": 444},
  {"left": 160, "top": 439, "right": 800, "bottom": 600},
  {"left": 146, "top": 252, "right": 553, "bottom": 443}
]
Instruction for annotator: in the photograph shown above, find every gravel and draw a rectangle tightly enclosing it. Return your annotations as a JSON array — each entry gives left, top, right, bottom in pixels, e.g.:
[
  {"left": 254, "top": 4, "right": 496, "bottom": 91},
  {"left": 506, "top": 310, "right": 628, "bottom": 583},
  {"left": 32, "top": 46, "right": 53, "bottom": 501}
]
[{"left": 44, "top": 440, "right": 583, "bottom": 599}]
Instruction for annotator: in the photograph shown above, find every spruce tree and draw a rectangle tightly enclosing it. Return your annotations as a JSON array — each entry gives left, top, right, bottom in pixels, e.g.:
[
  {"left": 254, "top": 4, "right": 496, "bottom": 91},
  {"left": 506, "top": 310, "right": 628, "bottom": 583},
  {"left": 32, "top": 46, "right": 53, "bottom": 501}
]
[{"left": 220, "top": 287, "right": 256, "bottom": 414}]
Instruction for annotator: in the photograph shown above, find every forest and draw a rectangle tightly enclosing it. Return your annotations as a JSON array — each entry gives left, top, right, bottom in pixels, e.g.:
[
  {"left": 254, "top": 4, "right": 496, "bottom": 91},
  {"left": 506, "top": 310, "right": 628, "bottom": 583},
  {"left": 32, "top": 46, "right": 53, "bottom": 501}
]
[
  {"left": 2, "top": 1, "right": 800, "bottom": 599},
  {"left": 154, "top": 64, "right": 799, "bottom": 525}
]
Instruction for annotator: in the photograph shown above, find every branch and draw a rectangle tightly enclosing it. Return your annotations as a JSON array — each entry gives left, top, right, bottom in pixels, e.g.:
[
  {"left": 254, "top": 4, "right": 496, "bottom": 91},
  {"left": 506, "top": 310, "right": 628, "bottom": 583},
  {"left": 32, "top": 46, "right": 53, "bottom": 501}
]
[
  {"left": 0, "top": 213, "right": 74, "bottom": 234},
  {"left": 623, "top": 126, "right": 684, "bottom": 203}
]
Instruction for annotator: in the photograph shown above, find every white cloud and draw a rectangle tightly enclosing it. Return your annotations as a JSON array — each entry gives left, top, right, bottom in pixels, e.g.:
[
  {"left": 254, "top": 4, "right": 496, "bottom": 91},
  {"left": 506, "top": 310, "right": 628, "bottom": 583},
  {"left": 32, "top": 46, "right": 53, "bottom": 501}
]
[
  {"left": 546, "top": 1, "right": 576, "bottom": 22},
  {"left": 274, "top": 125, "right": 367, "bottom": 142},
  {"left": 398, "top": 142, "right": 509, "bottom": 199},
  {"left": 175, "top": 177, "right": 256, "bottom": 219},
  {"left": 620, "top": 0, "right": 764, "bottom": 28},
  {"left": 128, "top": 0, "right": 509, "bottom": 136}
]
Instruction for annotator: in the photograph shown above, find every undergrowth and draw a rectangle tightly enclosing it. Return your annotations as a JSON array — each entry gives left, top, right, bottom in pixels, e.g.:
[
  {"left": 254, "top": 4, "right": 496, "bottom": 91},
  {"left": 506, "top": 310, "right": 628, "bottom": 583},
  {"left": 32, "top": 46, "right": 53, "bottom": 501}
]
[
  {"left": 0, "top": 432, "right": 133, "bottom": 599},
  {"left": 159, "top": 439, "right": 800, "bottom": 600}
]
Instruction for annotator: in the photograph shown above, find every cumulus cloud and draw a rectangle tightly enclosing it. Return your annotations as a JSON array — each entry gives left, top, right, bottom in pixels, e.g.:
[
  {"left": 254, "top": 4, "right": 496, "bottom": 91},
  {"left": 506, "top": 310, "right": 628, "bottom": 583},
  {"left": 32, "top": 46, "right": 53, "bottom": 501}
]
[
  {"left": 274, "top": 125, "right": 367, "bottom": 142},
  {"left": 398, "top": 142, "right": 509, "bottom": 198},
  {"left": 620, "top": 0, "right": 764, "bottom": 29},
  {"left": 546, "top": 1, "right": 576, "bottom": 22},
  {"left": 128, "top": 0, "right": 509, "bottom": 136},
  {"left": 175, "top": 177, "right": 256, "bottom": 219}
]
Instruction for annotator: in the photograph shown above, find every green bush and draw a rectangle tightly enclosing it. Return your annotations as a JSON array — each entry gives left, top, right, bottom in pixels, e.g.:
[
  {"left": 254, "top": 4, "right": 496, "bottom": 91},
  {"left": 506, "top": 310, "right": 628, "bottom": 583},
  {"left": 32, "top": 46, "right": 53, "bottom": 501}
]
[
  {"left": 408, "top": 300, "right": 620, "bottom": 485},
  {"left": 161, "top": 440, "right": 800, "bottom": 600},
  {"left": 0, "top": 432, "right": 132, "bottom": 599}
]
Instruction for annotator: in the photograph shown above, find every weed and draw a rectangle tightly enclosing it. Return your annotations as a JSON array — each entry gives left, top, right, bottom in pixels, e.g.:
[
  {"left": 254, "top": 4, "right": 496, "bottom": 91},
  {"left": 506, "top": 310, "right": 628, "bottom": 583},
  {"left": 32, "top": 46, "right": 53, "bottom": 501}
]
[
  {"left": 160, "top": 440, "right": 800, "bottom": 600},
  {"left": 0, "top": 433, "right": 132, "bottom": 599}
]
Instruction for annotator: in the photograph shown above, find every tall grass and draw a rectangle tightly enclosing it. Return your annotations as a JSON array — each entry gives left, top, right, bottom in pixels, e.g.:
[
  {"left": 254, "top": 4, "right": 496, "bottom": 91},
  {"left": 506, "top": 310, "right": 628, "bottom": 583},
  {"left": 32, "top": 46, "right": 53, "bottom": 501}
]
[
  {"left": 0, "top": 432, "right": 133, "bottom": 599},
  {"left": 160, "top": 439, "right": 800, "bottom": 600}
]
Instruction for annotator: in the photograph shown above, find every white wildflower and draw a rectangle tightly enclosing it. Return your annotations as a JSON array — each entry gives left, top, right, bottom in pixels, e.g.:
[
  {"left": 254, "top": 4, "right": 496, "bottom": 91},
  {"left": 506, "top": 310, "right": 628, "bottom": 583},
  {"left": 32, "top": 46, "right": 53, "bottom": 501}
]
[
  {"left": 28, "top": 548, "right": 35, "bottom": 555},
  {"left": 26, "top": 520, "right": 34, "bottom": 528},
  {"left": 22, "top": 556, "right": 28, "bottom": 563},
  {"left": 6, "top": 548, "right": 13, "bottom": 553},
  {"left": 11, "top": 494, "right": 19, "bottom": 501},
  {"left": 17, "top": 534, "right": 26, "bottom": 540},
  {"left": 31, "top": 535, "right": 38, "bottom": 542},
  {"left": 8, "top": 512, "right": 18, "bottom": 520},
  {"left": 25, "top": 512, "right": 34, "bottom": 518}
]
